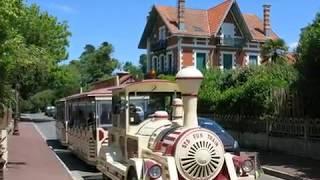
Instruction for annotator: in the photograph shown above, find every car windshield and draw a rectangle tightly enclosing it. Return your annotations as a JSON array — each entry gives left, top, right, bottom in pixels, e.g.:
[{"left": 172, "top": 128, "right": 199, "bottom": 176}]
[
  {"left": 199, "top": 117, "right": 225, "bottom": 133},
  {"left": 128, "top": 92, "right": 179, "bottom": 125}
]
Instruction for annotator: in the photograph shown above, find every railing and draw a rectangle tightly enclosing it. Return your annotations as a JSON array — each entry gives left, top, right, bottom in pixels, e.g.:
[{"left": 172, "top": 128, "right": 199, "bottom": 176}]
[
  {"left": 150, "top": 40, "right": 167, "bottom": 51},
  {"left": 216, "top": 37, "right": 246, "bottom": 48},
  {"left": 212, "top": 114, "right": 320, "bottom": 140}
]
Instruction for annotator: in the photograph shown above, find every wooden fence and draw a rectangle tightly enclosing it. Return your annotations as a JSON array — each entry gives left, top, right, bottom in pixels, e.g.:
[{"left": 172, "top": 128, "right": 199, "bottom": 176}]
[{"left": 271, "top": 89, "right": 305, "bottom": 118}]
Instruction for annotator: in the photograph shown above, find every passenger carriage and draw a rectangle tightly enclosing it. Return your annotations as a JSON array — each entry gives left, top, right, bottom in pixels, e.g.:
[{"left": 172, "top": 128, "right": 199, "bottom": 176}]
[
  {"left": 55, "top": 72, "right": 138, "bottom": 166},
  {"left": 64, "top": 87, "right": 112, "bottom": 166},
  {"left": 97, "top": 67, "right": 256, "bottom": 180}
]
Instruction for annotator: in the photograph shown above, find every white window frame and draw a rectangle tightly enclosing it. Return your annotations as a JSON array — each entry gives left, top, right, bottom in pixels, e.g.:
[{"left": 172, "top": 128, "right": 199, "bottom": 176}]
[
  {"left": 159, "top": 26, "right": 166, "bottom": 41},
  {"left": 220, "top": 51, "right": 236, "bottom": 70},
  {"left": 166, "top": 51, "right": 173, "bottom": 73},
  {"left": 245, "top": 52, "right": 261, "bottom": 66},
  {"left": 193, "top": 50, "right": 210, "bottom": 70}
]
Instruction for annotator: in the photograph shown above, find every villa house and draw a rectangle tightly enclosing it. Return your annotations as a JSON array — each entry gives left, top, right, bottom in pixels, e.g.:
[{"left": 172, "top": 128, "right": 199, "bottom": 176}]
[{"left": 138, "top": 0, "right": 279, "bottom": 74}]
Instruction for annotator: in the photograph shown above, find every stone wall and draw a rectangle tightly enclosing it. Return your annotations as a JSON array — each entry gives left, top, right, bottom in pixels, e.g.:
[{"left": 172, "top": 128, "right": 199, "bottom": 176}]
[{"left": 228, "top": 130, "right": 320, "bottom": 160}]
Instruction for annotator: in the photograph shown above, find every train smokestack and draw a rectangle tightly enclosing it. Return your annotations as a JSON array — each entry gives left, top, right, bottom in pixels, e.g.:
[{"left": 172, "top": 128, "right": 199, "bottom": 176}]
[{"left": 176, "top": 67, "right": 203, "bottom": 128}]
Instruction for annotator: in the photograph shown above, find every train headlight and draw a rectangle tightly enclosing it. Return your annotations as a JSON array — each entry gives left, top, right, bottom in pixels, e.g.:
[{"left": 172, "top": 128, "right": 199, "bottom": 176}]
[
  {"left": 148, "top": 165, "right": 162, "bottom": 179},
  {"left": 242, "top": 160, "right": 254, "bottom": 173}
]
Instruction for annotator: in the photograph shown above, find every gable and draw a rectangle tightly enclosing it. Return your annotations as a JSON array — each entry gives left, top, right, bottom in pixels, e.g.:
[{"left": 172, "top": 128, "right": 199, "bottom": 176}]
[
  {"left": 207, "top": 0, "right": 233, "bottom": 35},
  {"left": 138, "top": 0, "right": 278, "bottom": 49},
  {"left": 216, "top": 1, "right": 252, "bottom": 40},
  {"left": 217, "top": 11, "right": 243, "bottom": 37}
]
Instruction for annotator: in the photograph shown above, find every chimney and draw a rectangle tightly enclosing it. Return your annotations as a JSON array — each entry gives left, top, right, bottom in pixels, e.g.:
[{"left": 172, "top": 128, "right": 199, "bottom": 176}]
[
  {"left": 178, "top": 0, "right": 186, "bottom": 31},
  {"left": 176, "top": 67, "right": 203, "bottom": 128},
  {"left": 263, "top": 4, "right": 271, "bottom": 37}
]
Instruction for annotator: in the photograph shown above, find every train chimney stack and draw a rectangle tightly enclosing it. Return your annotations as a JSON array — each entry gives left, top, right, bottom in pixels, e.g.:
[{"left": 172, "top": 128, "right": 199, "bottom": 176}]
[{"left": 176, "top": 67, "right": 203, "bottom": 128}]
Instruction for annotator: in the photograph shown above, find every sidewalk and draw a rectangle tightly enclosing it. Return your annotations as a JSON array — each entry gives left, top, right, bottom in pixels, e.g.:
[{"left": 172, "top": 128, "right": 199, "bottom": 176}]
[
  {"left": 258, "top": 150, "right": 320, "bottom": 180},
  {"left": 4, "top": 122, "right": 73, "bottom": 180}
]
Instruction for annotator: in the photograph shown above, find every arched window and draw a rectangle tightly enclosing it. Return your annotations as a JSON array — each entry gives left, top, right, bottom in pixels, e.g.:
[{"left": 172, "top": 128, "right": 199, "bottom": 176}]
[
  {"left": 167, "top": 52, "right": 173, "bottom": 74},
  {"left": 159, "top": 54, "right": 165, "bottom": 73},
  {"left": 151, "top": 56, "right": 158, "bottom": 72}
]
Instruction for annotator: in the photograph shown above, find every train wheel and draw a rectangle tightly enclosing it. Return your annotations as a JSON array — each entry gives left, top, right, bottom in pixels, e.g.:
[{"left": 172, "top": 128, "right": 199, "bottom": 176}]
[{"left": 127, "top": 168, "right": 138, "bottom": 180}]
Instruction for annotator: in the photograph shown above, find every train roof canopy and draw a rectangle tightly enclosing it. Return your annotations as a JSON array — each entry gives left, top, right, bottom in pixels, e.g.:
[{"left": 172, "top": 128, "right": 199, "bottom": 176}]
[
  {"left": 65, "top": 87, "right": 113, "bottom": 101},
  {"left": 111, "top": 79, "right": 180, "bottom": 94}
]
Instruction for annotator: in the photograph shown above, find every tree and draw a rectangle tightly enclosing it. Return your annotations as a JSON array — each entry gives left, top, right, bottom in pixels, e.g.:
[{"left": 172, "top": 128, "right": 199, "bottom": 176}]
[
  {"left": 261, "top": 39, "right": 288, "bottom": 64},
  {"left": 296, "top": 12, "right": 320, "bottom": 117},
  {"left": 79, "top": 42, "right": 119, "bottom": 85},
  {"left": 0, "top": 0, "right": 71, "bottom": 111},
  {"left": 123, "top": 61, "right": 143, "bottom": 79}
]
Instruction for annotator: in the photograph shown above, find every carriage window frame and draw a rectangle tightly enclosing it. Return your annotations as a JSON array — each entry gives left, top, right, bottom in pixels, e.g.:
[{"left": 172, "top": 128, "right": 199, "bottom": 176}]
[
  {"left": 128, "top": 91, "right": 180, "bottom": 125},
  {"left": 97, "top": 100, "right": 112, "bottom": 127},
  {"left": 112, "top": 93, "right": 127, "bottom": 128}
]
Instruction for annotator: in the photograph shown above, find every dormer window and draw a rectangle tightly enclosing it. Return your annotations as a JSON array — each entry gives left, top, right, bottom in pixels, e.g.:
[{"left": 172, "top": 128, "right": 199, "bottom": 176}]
[
  {"left": 159, "top": 26, "right": 166, "bottom": 40},
  {"left": 221, "top": 23, "right": 235, "bottom": 38}
]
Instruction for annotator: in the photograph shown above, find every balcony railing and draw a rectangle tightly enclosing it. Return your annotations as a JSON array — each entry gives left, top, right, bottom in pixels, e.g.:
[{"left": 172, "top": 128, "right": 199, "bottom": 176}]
[
  {"left": 151, "top": 40, "right": 167, "bottom": 51},
  {"left": 217, "top": 37, "right": 246, "bottom": 48}
]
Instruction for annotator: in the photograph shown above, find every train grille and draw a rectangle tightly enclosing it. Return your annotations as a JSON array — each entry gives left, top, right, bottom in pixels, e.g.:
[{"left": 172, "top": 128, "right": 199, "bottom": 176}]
[{"left": 180, "top": 141, "right": 222, "bottom": 179}]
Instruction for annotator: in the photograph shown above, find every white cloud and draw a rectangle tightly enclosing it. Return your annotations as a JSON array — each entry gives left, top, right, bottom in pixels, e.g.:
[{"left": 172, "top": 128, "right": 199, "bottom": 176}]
[
  {"left": 50, "top": 3, "right": 76, "bottom": 14},
  {"left": 289, "top": 42, "right": 298, "bottom": 52}
]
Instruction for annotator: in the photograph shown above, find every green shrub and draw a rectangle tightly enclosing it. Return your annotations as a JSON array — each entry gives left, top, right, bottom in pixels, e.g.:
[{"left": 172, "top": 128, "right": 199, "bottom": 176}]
[{"left": 198, "top": 63, "right": 297, "bottom": 115}]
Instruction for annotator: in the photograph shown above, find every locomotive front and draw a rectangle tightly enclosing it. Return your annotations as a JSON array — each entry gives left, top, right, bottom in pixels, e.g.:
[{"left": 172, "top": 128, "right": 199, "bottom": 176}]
[
  {"left": 144, "top": 67, "right": 255, "bottom": 180},
  {"left": 98, "top": 67, "right": 255, "bottom": 180}
]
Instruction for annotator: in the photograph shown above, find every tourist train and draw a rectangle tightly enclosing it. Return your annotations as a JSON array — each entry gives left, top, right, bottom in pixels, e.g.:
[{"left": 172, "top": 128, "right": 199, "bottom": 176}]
[
  {"left": 56, "top": 67, "right": 256, "bottom": 179},
  {"left": 55, "top": 72, "right": 139, "bottom": 165}
]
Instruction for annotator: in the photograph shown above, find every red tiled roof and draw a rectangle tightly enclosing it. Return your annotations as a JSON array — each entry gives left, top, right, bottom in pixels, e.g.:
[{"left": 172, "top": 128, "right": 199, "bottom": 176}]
[
  {"left": 243, "top": 14, "right": 278, "bottom": 41},
  {"left": 156, "top": 5, "right": 210, "bottom": 37},
  {"left": 207, "top": 0, "right": 233, "bottom": 35},
  {"left": 152, "top": 0, "right": 278, "bottom": 41}
]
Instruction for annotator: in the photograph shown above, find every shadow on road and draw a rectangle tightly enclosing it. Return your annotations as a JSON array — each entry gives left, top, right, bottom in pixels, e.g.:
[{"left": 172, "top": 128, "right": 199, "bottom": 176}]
[{"left": 46, "top": 139, "right": 99, "bottom": 173}]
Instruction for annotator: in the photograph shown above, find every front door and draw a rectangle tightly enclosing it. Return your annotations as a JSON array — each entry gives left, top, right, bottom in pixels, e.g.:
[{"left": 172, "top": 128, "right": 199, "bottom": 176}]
[
  {"left": 223, "top": 54, "right": 233, "bottom": 70},
  {"left": 196, "top": 53, "right": 206, "bottom": 71}
]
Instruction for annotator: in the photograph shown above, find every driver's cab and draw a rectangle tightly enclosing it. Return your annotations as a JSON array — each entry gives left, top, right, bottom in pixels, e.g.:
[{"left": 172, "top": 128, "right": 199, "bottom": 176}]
[{"left": 106, "top": 80, "right": 180, "bottom": 163}]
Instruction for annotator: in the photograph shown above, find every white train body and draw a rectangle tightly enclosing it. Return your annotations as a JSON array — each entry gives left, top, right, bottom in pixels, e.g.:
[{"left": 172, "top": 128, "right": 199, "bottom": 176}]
[
  {"left": 98, "top": 67, "right": 255, "bottom": 180},
  {"left": 56, "top": 89, "right": 112, "bottom": 166}
]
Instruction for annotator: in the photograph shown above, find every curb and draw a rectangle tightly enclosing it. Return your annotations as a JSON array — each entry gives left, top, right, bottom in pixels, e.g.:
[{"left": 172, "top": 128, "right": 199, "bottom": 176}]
[
  {"left": 20, "top": 117, "right": 55, "bottom": 123},
  {"left": 262, "top": 166, "right": 302, "bottom": 180}
]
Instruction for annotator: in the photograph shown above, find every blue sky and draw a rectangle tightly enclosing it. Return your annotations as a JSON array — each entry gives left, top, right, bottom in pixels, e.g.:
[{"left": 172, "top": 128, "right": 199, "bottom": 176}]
[{"left": 26, "top": 0, "right": 320, "bottom": 65}]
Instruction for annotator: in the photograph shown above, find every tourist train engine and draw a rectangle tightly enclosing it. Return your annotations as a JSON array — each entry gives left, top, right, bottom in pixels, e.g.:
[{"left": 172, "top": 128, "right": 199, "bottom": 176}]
[{"left": 98, "top": 67, "right": 255, "bottom": 180}]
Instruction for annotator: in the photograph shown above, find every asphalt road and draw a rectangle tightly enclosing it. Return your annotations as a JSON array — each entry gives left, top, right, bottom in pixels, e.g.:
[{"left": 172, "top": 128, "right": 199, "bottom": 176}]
[
  {"left": 30, "top": 113, "right": 283, "bottom": 180},
  {"left": 33, "top": 116, "right": 102, "bottom": 180}
]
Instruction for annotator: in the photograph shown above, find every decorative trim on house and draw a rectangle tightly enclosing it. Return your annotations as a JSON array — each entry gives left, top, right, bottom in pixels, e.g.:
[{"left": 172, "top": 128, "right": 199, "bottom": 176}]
[
  {"left": 146, "top": 38, "right": 151, "bottom": 72},
  {"left": 245, "top": 52, "right": 261, "bottom": 66},
  {"left": 178, "top": 37, "right": 183, "bottom": 70},
  {"left": 193, "top": 49, "right": 210, "bottom": 69},
  {"left": 166, "top": 51, "right": 174, "bottom": 73},
  {"left": 181, "top": 43, "right": 215, "bottom": 48},
  {"left": 159, "top": 54, "right": 165, "bottom": 72},
  {"left": 167, "top": 44, "right": 178, "bottom": 50},
  {"left": 152, "top": 56, "right": 158, "bottom": 71}
]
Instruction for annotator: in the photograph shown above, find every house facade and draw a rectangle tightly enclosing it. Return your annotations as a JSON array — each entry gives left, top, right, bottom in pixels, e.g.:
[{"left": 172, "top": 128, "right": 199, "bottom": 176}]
[{"left": 138, "top": 0, "right": 279, "bottom": 74}]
